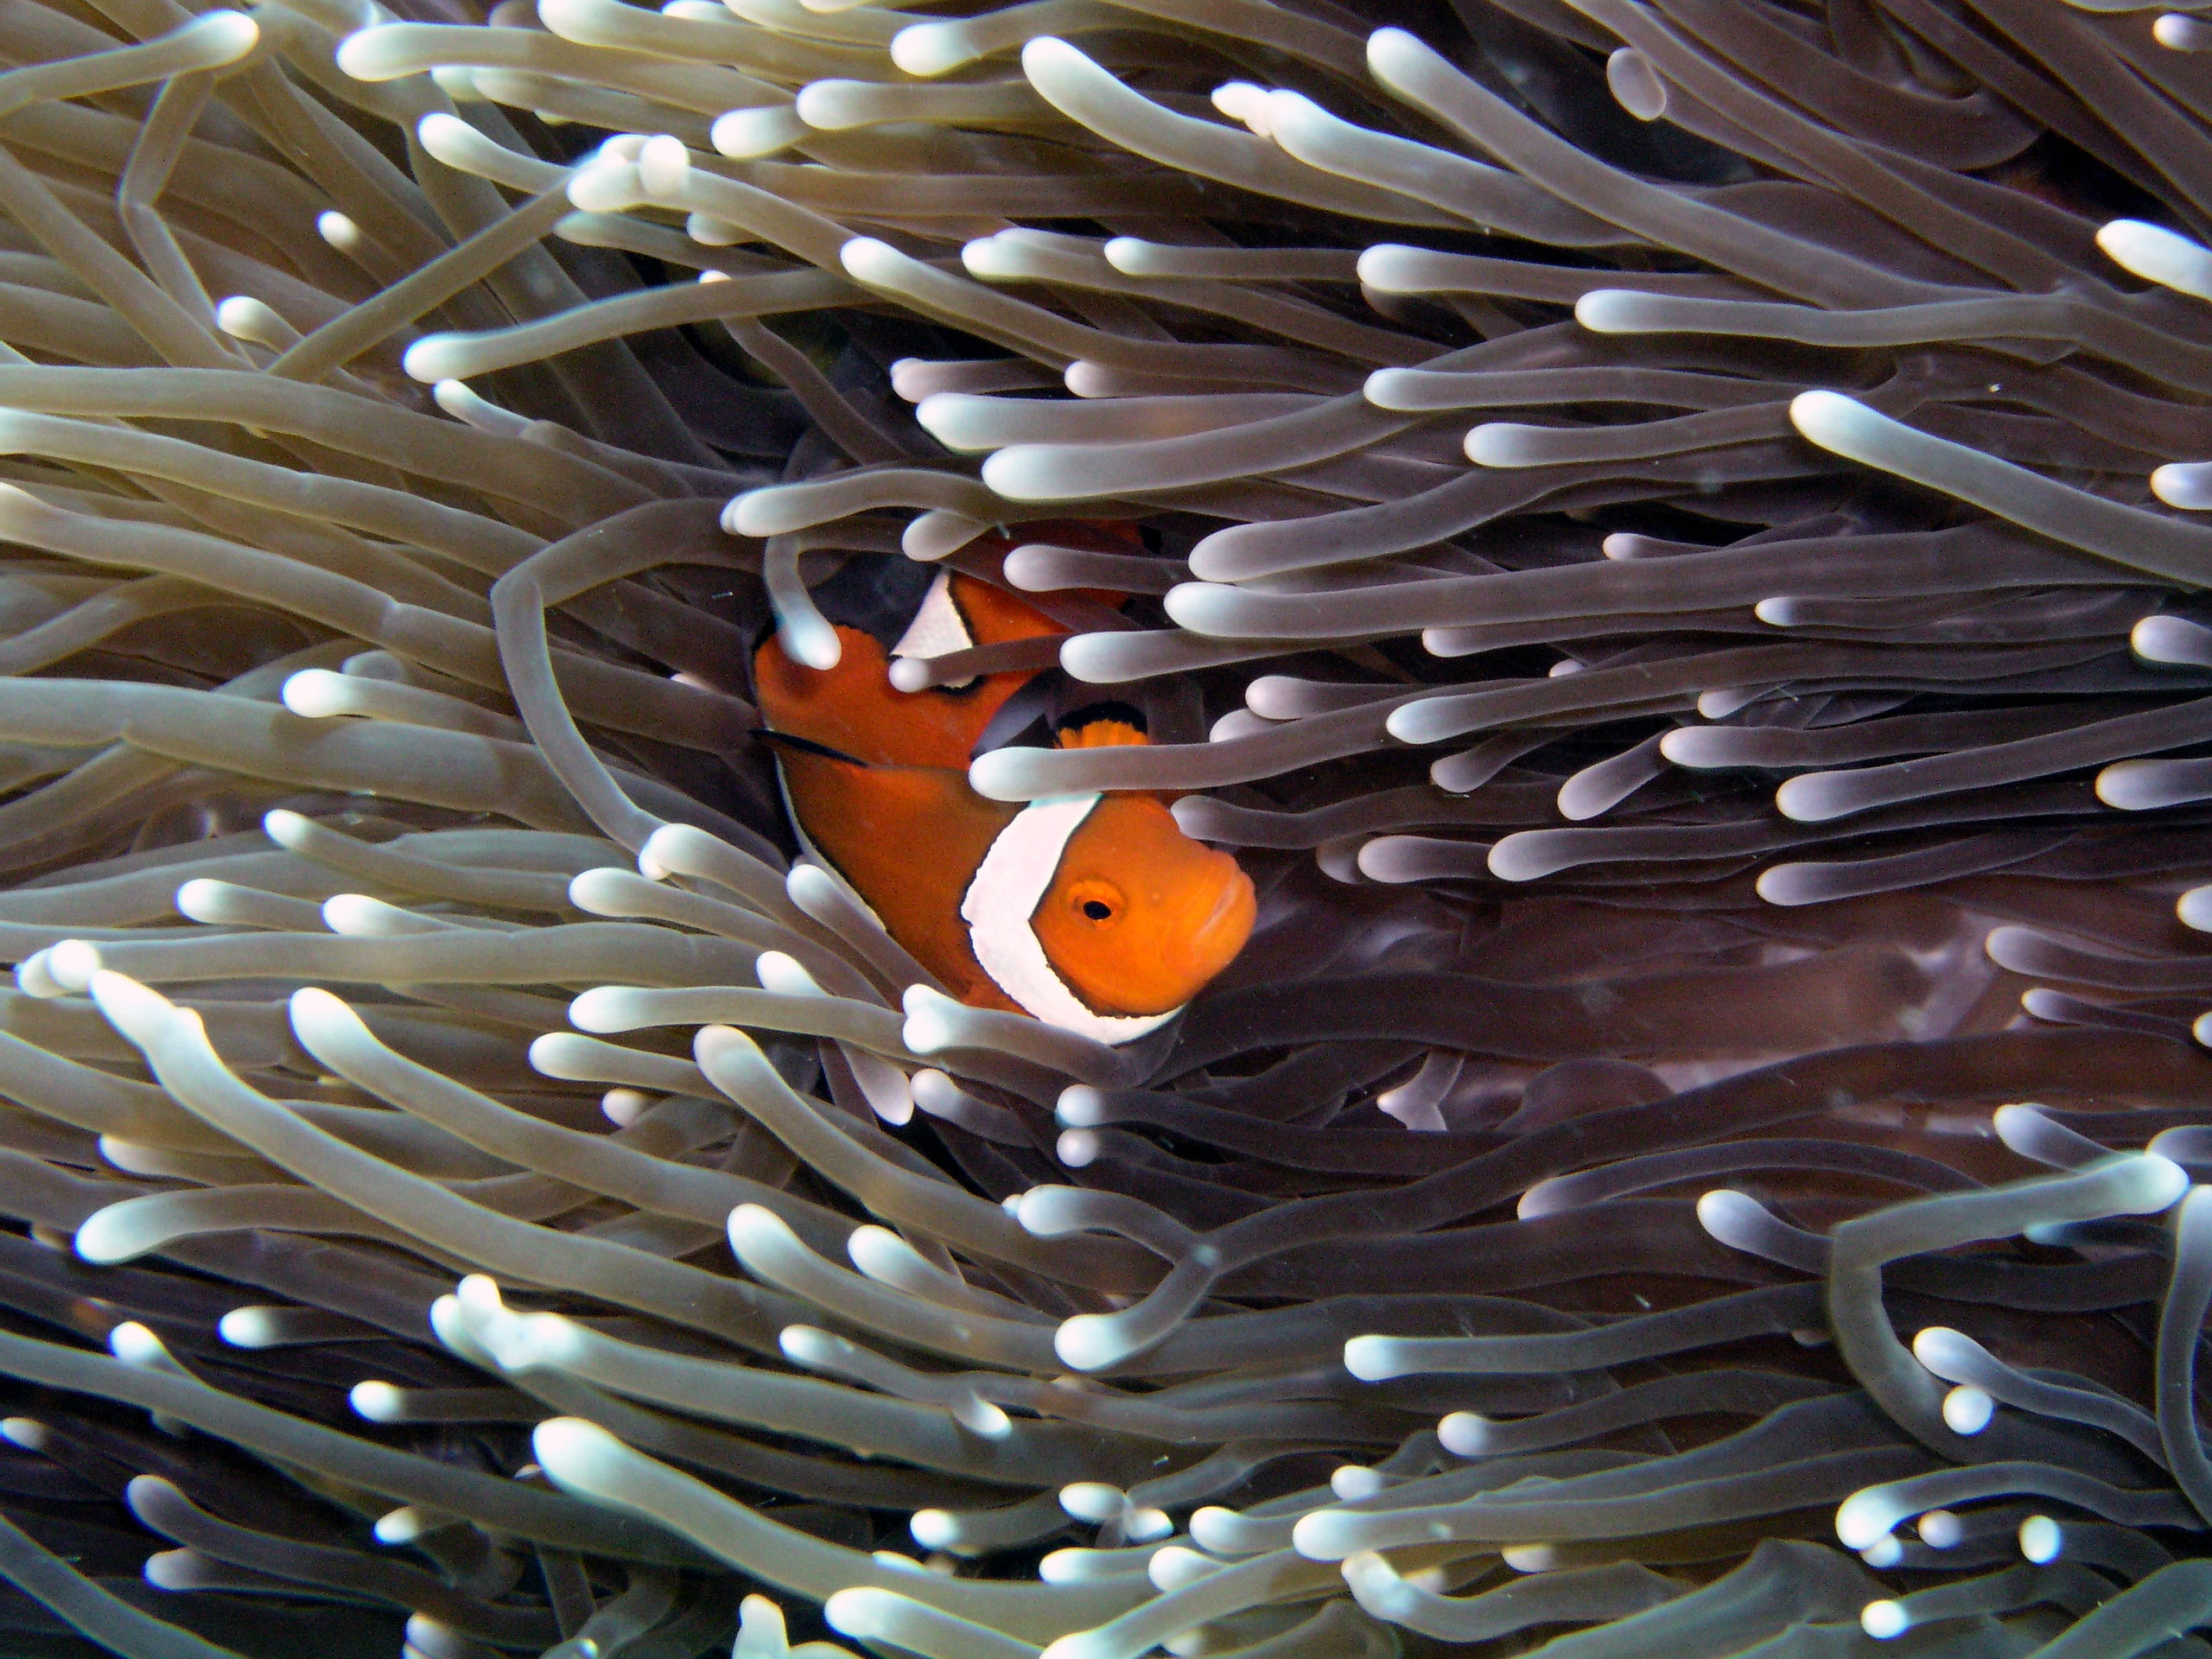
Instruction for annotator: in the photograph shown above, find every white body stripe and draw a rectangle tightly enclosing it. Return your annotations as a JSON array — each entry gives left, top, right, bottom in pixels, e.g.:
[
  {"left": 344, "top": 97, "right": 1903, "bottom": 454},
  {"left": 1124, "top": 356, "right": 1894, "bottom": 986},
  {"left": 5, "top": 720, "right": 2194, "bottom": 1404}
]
[
  {"left": 961, "top": 793, "right": 1181, "bottom": 1045},
  {"left": 891, "top": 569, "right": 975, "bottom": 683}
]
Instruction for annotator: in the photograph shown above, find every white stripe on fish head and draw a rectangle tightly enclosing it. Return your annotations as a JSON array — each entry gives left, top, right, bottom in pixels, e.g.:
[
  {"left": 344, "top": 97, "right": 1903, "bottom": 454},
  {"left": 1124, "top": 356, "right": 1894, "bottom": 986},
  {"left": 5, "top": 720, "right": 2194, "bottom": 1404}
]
[{"left": 960, "top": 793, "right": 1182, "bottom": 1045}]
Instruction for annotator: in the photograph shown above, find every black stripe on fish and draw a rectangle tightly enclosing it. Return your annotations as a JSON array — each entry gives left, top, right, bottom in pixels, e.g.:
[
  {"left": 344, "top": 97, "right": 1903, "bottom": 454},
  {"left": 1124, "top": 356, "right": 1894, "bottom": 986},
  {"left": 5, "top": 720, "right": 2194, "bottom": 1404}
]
[{"left": 752, "top": 728, "right": 870, "bottom": 767}]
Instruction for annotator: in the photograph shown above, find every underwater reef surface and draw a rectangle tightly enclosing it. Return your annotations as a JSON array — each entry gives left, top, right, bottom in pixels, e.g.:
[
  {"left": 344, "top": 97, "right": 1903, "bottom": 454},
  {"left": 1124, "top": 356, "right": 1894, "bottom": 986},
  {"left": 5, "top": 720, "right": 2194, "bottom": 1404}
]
[{"left": 0, "top": 0, "right": 2206, "bottom": 1651}]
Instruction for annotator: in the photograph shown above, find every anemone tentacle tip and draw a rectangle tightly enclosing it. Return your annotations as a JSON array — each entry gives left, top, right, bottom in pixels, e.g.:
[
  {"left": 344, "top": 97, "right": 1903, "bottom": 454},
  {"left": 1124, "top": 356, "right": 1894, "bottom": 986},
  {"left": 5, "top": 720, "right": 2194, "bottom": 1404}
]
[
  {"left": 1053, "top": 1313, "right": 1130, "bottom": 1372},
  {"left": 1786, "top": 389, "right": 1866, "bottom": 446}
]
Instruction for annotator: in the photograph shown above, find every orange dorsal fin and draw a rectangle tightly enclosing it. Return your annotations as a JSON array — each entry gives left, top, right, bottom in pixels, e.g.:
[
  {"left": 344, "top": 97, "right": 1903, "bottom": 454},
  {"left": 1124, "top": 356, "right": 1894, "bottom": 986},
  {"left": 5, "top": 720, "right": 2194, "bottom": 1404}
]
[{"left": 1056, "top": 717, "right": 1150, "bottom": 750}]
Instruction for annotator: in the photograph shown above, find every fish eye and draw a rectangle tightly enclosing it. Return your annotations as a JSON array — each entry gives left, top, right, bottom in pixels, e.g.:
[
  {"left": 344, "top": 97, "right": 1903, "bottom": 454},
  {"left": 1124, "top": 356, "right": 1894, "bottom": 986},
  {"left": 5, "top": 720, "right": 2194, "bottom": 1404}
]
[{"left": 1067, "top": 880, "right": 1122, "bottom": 925}]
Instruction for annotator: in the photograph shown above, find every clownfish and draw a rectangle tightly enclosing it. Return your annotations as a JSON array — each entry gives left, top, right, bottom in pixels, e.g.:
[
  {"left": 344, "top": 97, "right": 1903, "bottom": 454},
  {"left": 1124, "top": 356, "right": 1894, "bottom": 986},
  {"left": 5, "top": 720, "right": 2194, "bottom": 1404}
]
[{"left": 752, "top": 543, "right": 1255, "bottom": 1045}]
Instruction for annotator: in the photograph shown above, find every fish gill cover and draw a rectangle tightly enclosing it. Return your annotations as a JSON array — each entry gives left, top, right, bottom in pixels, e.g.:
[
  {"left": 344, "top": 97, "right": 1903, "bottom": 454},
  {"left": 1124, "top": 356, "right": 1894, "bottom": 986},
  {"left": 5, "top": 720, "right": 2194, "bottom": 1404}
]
[{"left": 0, "top": 0, "right": 2202, "bottom": 1652}]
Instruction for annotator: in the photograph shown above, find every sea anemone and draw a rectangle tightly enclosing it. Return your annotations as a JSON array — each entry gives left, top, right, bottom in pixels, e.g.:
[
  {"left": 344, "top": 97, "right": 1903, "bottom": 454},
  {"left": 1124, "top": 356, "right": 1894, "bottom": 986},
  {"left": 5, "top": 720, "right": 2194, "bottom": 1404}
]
[{"left": 0, "top": 0, "right": 2205, "bottom": 1653}]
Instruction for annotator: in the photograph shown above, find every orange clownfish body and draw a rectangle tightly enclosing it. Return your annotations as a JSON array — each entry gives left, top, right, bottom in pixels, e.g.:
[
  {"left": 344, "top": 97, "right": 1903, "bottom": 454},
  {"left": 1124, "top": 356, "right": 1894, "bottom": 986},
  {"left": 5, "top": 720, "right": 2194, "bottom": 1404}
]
[{"left": 752, "top": 557, "right": 1255, "bottom": 1043}]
